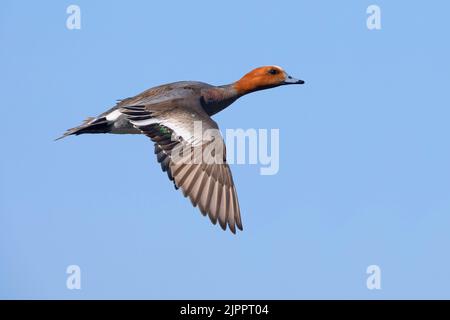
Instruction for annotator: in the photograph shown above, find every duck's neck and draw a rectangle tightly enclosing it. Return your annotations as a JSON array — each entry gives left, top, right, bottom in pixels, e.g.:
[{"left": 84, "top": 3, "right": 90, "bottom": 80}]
[{"left": 201, "top": 83, "right": 247, "bottom": 116}]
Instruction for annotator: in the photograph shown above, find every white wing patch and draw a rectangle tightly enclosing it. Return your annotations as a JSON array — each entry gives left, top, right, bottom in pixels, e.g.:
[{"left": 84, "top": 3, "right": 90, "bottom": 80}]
[
  {"left": 106, "top": 109, "right": 122, "bottom": 121},
  {"left": 122, "top": 106, "right": 213, "bottom": 147},
  {"left": 131, "top": 117, "right": 200, "bottom": 146}
]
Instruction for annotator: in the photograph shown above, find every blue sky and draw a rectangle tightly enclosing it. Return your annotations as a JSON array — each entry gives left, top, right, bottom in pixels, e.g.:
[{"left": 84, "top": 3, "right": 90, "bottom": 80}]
[{"left": 1, "top": 1, "right": 450, "bottom": 299}]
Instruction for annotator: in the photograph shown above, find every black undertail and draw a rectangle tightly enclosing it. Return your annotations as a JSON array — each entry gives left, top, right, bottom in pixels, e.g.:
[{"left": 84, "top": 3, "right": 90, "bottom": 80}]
[{"left": 55, "top": 117, "right": 111, "bottom": 140}]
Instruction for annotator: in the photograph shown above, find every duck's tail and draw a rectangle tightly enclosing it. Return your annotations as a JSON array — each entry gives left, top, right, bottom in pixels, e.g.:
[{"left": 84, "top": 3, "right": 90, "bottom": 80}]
[{"left": 55, "top": 116, "right": 111, "bottom": 141}]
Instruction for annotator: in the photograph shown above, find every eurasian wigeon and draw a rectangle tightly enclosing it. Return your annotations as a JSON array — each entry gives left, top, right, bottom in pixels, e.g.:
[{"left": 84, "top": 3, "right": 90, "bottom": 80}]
[{"left": 58, "top": 66, "right": 304, "bottom": 233}]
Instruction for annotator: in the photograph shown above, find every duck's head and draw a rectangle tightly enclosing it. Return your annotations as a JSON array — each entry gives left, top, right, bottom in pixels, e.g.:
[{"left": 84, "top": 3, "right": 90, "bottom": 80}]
[{"left": 234, "top": 66, "right": 304, "bottom": 95}]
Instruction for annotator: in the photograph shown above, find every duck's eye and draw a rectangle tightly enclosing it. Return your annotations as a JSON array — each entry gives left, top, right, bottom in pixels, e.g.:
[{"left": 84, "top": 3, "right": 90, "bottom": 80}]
[{"left": 268, "top": 69, "right": 279, "bottom": 75}]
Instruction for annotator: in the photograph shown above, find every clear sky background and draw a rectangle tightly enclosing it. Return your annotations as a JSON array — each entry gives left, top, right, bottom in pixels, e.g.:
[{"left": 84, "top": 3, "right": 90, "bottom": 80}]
[{"left": 1, "top": 1, "right": 450, "bottom": 299}]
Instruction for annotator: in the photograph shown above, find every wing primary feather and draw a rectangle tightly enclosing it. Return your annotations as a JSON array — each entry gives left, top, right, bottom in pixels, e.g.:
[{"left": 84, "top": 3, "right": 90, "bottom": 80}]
[
  {"left": 228, "top": 187, "right": 236, "bottom": 234},
  {"left": 208, "top": 181, "right": 220, "bottom": 225},
  {"left": 218, "top": 183, "right": 228, "bottom": 231}
]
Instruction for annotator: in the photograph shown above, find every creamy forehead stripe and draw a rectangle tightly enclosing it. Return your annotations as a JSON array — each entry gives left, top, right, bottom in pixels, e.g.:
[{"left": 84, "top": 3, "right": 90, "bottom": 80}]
[{"left": 272, "top": 65, "right": 285, "bottom": 72}]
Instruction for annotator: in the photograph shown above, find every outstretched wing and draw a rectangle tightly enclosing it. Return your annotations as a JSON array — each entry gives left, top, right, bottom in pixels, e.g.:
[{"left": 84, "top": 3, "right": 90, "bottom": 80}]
[{"left": 121, "top": 103, "right": 243, "bottom": 233}]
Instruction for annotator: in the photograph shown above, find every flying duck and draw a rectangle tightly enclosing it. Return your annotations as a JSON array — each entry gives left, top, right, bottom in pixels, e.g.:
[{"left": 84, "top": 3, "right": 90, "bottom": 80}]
[{"left": 58, "top": 66, "right": 304, "bottom": 233}]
